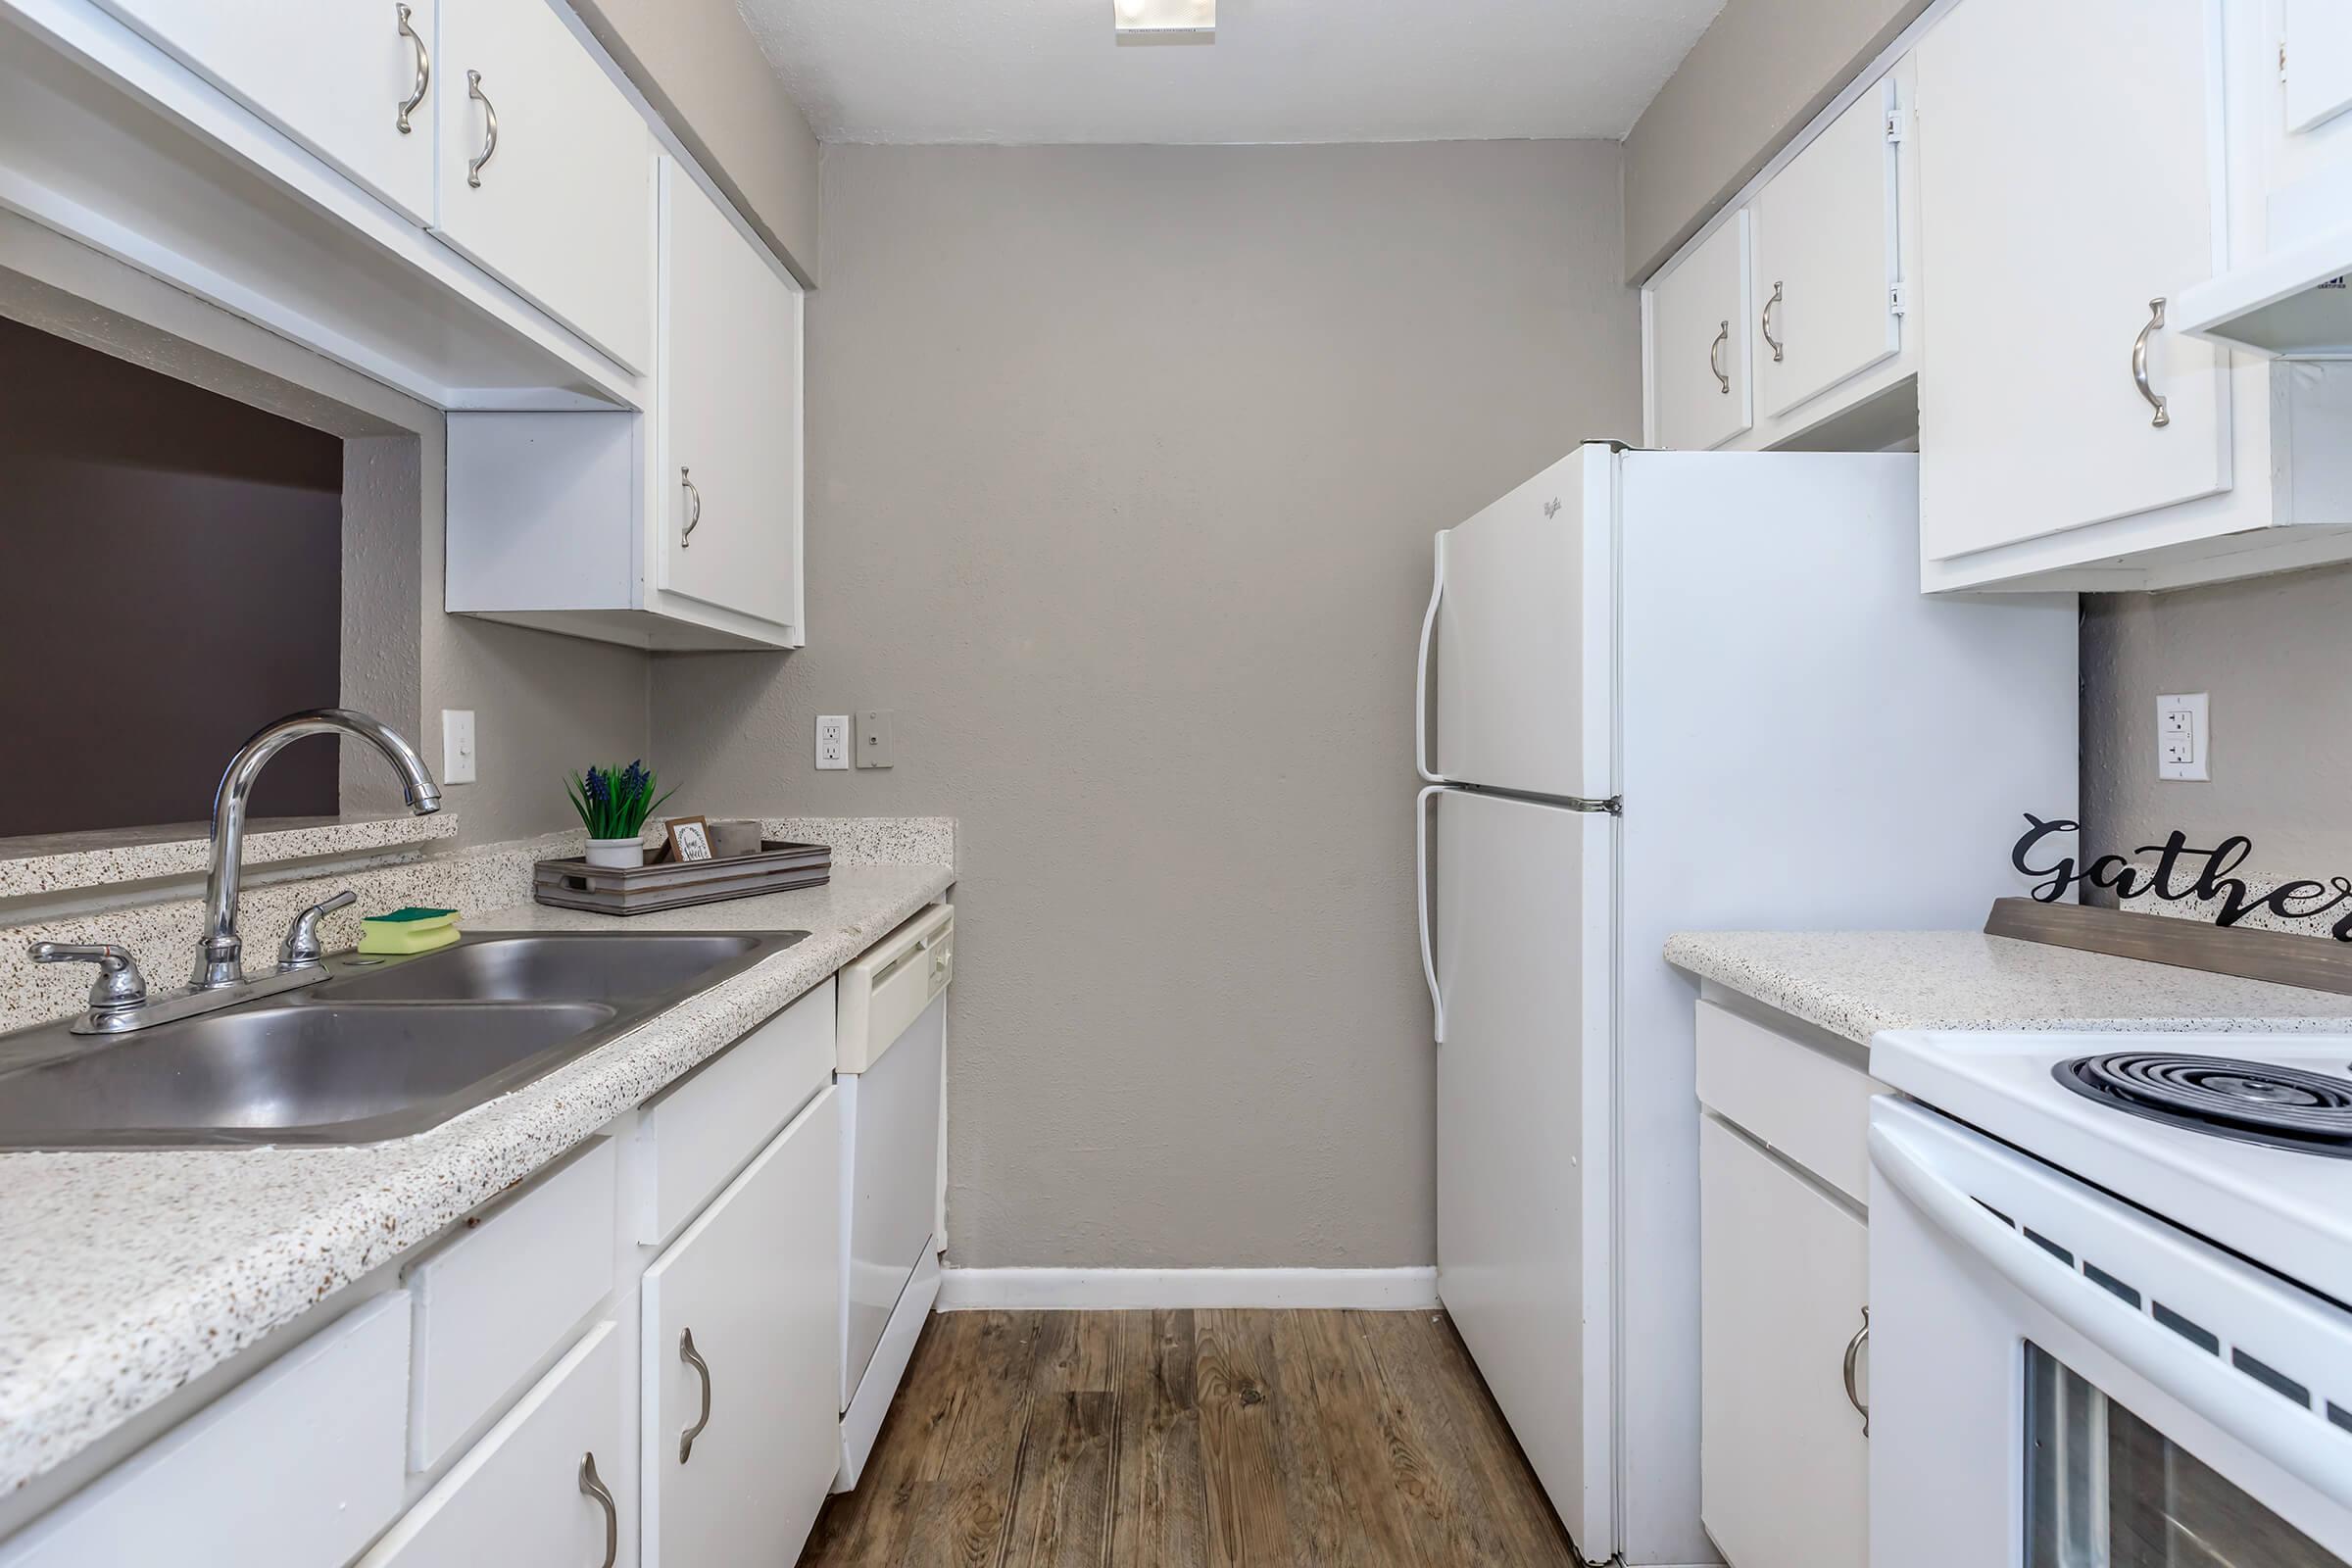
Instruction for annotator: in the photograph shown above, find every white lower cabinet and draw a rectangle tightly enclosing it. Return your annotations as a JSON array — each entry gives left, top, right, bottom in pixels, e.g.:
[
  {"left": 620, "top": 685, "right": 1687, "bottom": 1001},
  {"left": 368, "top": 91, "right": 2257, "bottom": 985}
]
[
  {"left": 0, "top": 1294, "right": 411, "bottom": 1568},
  {"left": 1698, "top": 1114, "right": 1868, "bottom": 1568},
  {"left": 358, "top": 1321, "right": 628, "bottom": 1568},
  {"left": 642, "top": 1086, "right": 843, "bottom": 1568}
]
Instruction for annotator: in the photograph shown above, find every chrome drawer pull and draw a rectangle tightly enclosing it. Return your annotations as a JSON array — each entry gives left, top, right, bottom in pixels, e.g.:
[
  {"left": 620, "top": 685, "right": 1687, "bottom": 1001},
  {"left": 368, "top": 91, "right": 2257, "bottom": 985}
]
[
  {"left": 466, "top": 71, "right": 499, "bottom": 188},
  {"left": 2133, "top": 297, "right": 2171, "bottom": 428},
  {"left": 678, "top": 1327, "right": 712, "bottom": 1462},
  {"left": 680, "top": 467, "right": 702, "bottom": 546},
  {"left": 1841, "top": 1306, "right": 1871, "bottom": 1437},
  {"left": 578, "top": 1452, "right": 617, "bottom": 1568},
  {"left": 1708, "top": 319, "right": 1731, "bottom": 394},
  {"left": 1761, "top": 280, "right": 1785, "bottom": 363},
  {"left": 395, "top": 3, "right": 430, "bottom": 134}
]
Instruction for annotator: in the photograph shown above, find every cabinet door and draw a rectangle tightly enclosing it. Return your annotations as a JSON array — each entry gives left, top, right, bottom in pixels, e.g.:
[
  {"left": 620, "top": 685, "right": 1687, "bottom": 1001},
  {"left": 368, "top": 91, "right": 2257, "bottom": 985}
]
[
  {"left": 1699, "top": 1115, "right": 1867, "bottom": 1568},
  {"left": 1752, "top": 74, "right": 1902, "bottom": 421},
  {"left": 1917, "top": 0, "right": 2228, "bottom": 562},
  {"left": 642, "top": 1087, "right": 841, "bottom": 1568},
  {"left": 2284, "top": 0, "right": 2352, "bottom": 135},
  {"left": 90, "top": 0, "right": 439, "bottom": 225},
  {"left": 1649, "top": 213, "right": 1752, "bottom": 451},
  {"left": 657, "top": 161, "right": 801, "bottom": 631},
  {"left": 358, "top": 1322, "right": 628, "bottom": 1568},
  {"left": 433, "top": 0, "right": 654, "bottom": 371}
]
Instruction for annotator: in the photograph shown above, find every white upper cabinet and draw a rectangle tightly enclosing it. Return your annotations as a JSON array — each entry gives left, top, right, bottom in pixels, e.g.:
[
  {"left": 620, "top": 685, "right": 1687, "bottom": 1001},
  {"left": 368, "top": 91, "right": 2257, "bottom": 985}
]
[
  {"left": 87, "top": 0, "right": 439, "bottom": 225},
  {"left": 2283, "top": 0, "right": 2352, "bottom": 135},
  {"left": 432, "top": 0, "right": 654, "bottom": 372},
  {"left": 445, "top": 157, "right": 806, "bottom": 651},
  {"left": 1752, "top": 69, "right": 1906, "bottom": 422},
  {"left": 1917, "top": 0, "right": 2229, "bottom": 562},
  {"left": 1643, "top": 60, "right": 1918, "bottom": 455},
  {"left": 657, "top": 161, "right": 801, "bottom": 632},
  {"left": 1917, "top": 0, "right": 2352, "bottom": 591},
  {"left": 1647, "top": 212, "right": 1752, "bottom": 452}
]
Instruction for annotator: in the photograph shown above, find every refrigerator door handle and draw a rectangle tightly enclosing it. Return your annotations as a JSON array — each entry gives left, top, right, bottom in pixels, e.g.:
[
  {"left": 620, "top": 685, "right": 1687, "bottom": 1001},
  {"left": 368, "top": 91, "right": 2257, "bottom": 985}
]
[
  {"left": 1417, "top": 784, "right": 1446, "bottom": 1043},
  {"left": 1416, "top": 535, "right": 1447, "bottom": 785}
]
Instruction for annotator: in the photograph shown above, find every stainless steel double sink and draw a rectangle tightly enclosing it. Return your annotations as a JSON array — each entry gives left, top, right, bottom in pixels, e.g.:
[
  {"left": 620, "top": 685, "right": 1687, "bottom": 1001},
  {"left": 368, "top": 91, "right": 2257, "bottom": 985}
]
[{"left": 0, "top": 931, "right": 809, "bottom": 1151}]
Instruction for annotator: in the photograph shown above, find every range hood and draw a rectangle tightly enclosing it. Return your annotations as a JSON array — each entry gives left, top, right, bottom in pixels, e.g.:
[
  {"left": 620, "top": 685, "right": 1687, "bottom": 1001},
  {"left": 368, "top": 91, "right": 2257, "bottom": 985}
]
[{"left": 2175, "top": 233, "right": 2352, "bottom": 359}]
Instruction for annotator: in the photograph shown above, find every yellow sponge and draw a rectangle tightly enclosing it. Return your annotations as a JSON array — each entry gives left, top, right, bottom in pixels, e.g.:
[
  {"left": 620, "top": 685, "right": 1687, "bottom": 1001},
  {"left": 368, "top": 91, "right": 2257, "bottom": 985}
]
[{"left": 358, "top": 906, "right": 462, "bottom": 956}]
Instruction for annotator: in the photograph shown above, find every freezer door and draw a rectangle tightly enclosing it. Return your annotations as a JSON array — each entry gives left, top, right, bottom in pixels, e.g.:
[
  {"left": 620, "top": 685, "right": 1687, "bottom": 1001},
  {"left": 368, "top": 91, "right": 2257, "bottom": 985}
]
[
  {"left": 1432, "top": 786, "right": 1616, "bottom": 1559},
  {"left": 1431, "top": 446, "right": 1615, "bottom": 800}
]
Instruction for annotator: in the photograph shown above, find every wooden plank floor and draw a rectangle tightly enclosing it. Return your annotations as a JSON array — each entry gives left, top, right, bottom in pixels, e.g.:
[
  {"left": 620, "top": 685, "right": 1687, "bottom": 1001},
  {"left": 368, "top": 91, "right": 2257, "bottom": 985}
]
[{"left": 799, "top": 1309, "right": 1582, "bottom": 1568}]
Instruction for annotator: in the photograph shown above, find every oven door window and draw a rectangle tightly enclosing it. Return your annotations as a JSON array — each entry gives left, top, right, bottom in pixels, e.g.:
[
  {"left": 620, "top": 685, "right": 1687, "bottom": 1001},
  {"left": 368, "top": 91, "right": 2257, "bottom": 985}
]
[{"left": 2027, "top": 1344, "right": 2342, "bottom": 1566}]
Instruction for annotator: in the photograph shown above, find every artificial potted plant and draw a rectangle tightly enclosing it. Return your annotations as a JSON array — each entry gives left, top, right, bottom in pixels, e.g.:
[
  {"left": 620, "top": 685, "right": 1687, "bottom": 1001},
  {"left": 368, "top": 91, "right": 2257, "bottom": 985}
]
[{"left": 567, "top": 760, "right": 674, "bottom": 868}]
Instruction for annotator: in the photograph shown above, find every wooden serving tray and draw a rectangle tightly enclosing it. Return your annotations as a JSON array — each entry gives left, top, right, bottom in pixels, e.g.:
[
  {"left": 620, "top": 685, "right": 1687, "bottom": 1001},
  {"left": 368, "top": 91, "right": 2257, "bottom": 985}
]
[{"left": 533, "top": 840, "right": 831, "bottom": 915}]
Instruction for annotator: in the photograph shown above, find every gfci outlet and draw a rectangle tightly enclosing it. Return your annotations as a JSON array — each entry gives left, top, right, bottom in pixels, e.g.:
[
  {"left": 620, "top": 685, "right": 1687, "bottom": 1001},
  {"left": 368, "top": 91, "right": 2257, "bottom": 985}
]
[
  {"left": 815, "top": 714, "right": 851, "bottom": 770},
  {"left": 2157, "top": 692, "right": 2209, "bottom": 782}
]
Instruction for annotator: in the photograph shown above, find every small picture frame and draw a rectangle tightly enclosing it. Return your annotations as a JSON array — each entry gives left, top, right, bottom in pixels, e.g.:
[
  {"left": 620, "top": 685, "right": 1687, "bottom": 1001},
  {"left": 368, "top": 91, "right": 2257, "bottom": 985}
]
[{"left": 663, "top": 814, "right": 713, "bottom": 863}]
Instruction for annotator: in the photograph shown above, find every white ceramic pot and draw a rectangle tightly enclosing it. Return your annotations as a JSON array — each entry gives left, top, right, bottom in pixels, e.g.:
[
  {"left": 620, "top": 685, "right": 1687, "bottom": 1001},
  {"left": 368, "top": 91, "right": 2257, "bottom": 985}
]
[{"left": 585, "top": 837, "right": 645, "bottom": 869}]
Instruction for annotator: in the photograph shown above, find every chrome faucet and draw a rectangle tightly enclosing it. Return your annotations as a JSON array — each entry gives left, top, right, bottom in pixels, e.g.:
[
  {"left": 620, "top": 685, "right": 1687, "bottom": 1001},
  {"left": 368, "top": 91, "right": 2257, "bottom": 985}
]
[
  {"left": 192, "top": 710, "right": 441, "bottom": 989},
  {"left": 26, "top": 710, "right": 442, "bottom": 1036}
]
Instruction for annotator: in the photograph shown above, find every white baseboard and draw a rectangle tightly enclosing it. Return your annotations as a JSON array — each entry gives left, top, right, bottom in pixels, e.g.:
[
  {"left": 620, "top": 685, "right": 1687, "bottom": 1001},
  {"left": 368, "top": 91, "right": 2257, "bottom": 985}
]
[{"left": 933, "top": 1265, "right": 1441, "bottom": 1312}]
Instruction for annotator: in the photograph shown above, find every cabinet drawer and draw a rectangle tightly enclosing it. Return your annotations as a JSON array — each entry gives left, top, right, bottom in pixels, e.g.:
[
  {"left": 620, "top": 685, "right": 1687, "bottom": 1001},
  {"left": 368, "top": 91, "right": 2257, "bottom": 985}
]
[
  {"left": 1699, "top": 1116, "right": 1867, "bottom": 1568},
  {"left": 635, "top": 977, "right": 834, "bottom": 1246},
  {"left": 359, "top": 1321, "right": 627, "bottom": 1567},
  {"left": 643, "top": 1086, "right": 842, "bottom": 1568},
  {"left": 1694, "top": 1000, "right": 1880, "bottom": 1206},
  {"left": 406, "top": 1138, "right": 615, "bottom": 1470},
  {"left": 0, "top": 1294, "right": 409, "bottom": 1568}
]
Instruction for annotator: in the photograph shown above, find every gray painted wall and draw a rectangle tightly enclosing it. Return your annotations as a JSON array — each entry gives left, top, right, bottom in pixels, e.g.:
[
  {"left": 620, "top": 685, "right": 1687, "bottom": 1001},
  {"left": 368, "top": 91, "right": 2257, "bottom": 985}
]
[
  {"left": 1622, "top": 0, "right": 1932, "bottom": 281},
  {"left": 652, "top": 140, "right": 1641, "bottom": 1268},
  {"left": 2082, "top": 567, "right": 2352, "bottom": 895}
]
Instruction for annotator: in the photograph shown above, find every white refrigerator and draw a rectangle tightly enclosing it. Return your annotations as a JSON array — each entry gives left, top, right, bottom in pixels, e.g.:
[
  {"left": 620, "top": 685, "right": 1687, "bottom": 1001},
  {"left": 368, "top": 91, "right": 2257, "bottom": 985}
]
[{"left": 1415, "top": 443, "right": 2078, "bottom": 1567}]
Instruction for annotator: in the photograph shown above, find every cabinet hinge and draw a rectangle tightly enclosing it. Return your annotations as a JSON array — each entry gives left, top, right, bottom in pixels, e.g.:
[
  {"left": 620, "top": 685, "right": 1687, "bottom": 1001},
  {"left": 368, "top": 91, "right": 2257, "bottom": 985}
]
[
  {"left": 1888, "top": 281, "right": 1910, "bottom": 318},
  {"left": 1884, "top": 109, "right": 1906, "bottom": 144}
]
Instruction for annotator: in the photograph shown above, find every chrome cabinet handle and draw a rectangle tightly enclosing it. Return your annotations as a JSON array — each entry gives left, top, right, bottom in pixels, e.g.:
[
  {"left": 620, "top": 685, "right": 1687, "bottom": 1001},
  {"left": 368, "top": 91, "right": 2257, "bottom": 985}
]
[
  {"left": 395, "top": 3, "right": 429, "bottom": 134},
  {"left": 2133, "top": 297, "right": 2171, "bottom": 428},
  {"left": 578, "top": 1452, "right": 617, "bottom": 1568},
  {"left": 678, "top": 1328, "right": 711, "bottom": 1462},
  {"left": 1761, "top": 280, "right": 1785, "bottom": 364},
  {"left": 1708, "top": 319, "right": 1731, "bottom": 394},
  {"left": 679, "top": 467, "right": 702, "bottom": 547},
  {"left": 466, "top": 70, "right": 498, "bottom": 188},
  {"left": 1841, "top": 1306, "right": 1871, "bottom": 1437}
]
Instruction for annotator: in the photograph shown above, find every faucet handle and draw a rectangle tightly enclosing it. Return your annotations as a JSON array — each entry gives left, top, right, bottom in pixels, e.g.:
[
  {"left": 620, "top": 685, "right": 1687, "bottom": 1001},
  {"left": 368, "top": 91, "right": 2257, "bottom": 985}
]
[
  {"left": 277, "top": 890, "right": 359, "bottom": 972},
  {"left": 28, "top": 942, "right": 150, "bottom": 1013}
]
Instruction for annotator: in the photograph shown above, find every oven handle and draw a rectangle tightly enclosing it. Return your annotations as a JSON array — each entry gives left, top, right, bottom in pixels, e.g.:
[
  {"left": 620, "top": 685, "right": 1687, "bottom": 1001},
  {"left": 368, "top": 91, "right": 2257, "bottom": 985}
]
[{"left": 1870, "top": 1119, "right": 2352, "bottom": 1514}]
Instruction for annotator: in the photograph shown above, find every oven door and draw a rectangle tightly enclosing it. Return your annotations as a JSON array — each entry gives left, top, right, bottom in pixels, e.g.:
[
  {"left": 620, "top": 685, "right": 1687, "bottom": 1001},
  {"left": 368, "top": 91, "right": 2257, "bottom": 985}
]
[{"left": 1868, "top": 1097, "right": 2352, "bottom": 1567}]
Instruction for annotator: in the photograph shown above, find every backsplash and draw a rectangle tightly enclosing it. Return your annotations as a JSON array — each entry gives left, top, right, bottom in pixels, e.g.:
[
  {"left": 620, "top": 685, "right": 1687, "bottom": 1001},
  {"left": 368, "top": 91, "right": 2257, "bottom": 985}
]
[
  {"left": 0, "top": 816, "right": 956, "bottom": 1033},
  {"left": 2082, "top": 564, "right": 2352, "bottom": 940}
]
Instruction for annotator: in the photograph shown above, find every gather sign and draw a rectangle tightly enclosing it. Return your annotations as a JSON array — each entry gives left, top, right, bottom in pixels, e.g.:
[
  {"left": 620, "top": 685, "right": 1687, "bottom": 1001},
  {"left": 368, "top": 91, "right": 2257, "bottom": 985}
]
[{"left": 2011, "top": 813, "right": 2352, "bottom": 942}]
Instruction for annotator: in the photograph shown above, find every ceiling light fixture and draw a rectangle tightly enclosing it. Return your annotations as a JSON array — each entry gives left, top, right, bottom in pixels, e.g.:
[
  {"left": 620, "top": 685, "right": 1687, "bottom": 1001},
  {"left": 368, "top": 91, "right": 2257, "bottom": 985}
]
[{"left": 1112, "top": 0, "right": 1213, "bottom": 35}]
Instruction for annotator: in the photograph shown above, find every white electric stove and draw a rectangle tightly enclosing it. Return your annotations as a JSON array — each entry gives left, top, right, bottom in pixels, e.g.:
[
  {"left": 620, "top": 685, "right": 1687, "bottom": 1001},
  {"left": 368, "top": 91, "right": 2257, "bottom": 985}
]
[{"left": 1867, "top": 1029, "right": 2352, "bottom": 1568}]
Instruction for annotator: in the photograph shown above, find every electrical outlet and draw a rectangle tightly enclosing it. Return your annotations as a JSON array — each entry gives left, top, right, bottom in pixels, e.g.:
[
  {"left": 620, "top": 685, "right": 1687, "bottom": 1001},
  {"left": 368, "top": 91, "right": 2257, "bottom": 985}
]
[
  {"left": 855, "top": 710, "right": 895, "bottom": 769},
  {"left": 816, "top": 714, "right": 851, "bottom": 770},
  {"left": 440, "top": 710, "right": 477, "bottom": 785},
  {"left": 2157, "top": 693, "right": 2209, "bottom": 781}
]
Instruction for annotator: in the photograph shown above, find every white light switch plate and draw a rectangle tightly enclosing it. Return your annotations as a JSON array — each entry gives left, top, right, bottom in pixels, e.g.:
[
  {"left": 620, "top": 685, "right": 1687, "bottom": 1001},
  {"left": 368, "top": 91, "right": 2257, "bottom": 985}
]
[
  {"left": 2157, "top": 692, "right": 2208, "bottom": 781},
  {"left": 440, "top": 710, "right": 476, "bottom": 785},
  {"left": 816, "top": 714, "right": 850, "bottom": 770}
]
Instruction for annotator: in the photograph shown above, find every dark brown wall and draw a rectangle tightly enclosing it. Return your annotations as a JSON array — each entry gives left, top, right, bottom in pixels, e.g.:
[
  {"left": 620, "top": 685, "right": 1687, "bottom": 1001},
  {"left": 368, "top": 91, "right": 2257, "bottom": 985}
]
[{"left": 0, "top": 316, "right": 342, "bottom": 836}]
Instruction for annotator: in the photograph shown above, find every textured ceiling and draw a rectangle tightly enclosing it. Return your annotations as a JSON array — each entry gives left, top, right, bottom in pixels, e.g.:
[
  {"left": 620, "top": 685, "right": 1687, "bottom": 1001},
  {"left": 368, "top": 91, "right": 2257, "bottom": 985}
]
[{"left": 737, "top": 0, "right": 1727, "bottom": 145}]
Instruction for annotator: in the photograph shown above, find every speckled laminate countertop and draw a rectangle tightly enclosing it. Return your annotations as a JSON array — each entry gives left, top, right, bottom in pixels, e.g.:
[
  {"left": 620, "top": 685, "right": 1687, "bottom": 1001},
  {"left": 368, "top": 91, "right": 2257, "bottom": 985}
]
[
  {"left": 1664, "top": 930, "right": 2352, "bottom": 1046},
  {"left": 0, "top": 860, "right": 954, "bottom": 1498}
]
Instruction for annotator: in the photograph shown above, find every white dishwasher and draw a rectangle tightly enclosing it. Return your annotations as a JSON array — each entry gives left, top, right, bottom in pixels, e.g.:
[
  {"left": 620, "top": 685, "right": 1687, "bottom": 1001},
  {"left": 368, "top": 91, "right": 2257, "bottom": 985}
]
[{"left": 832, "top": 901, "right": 952, "bottom": 1492}]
